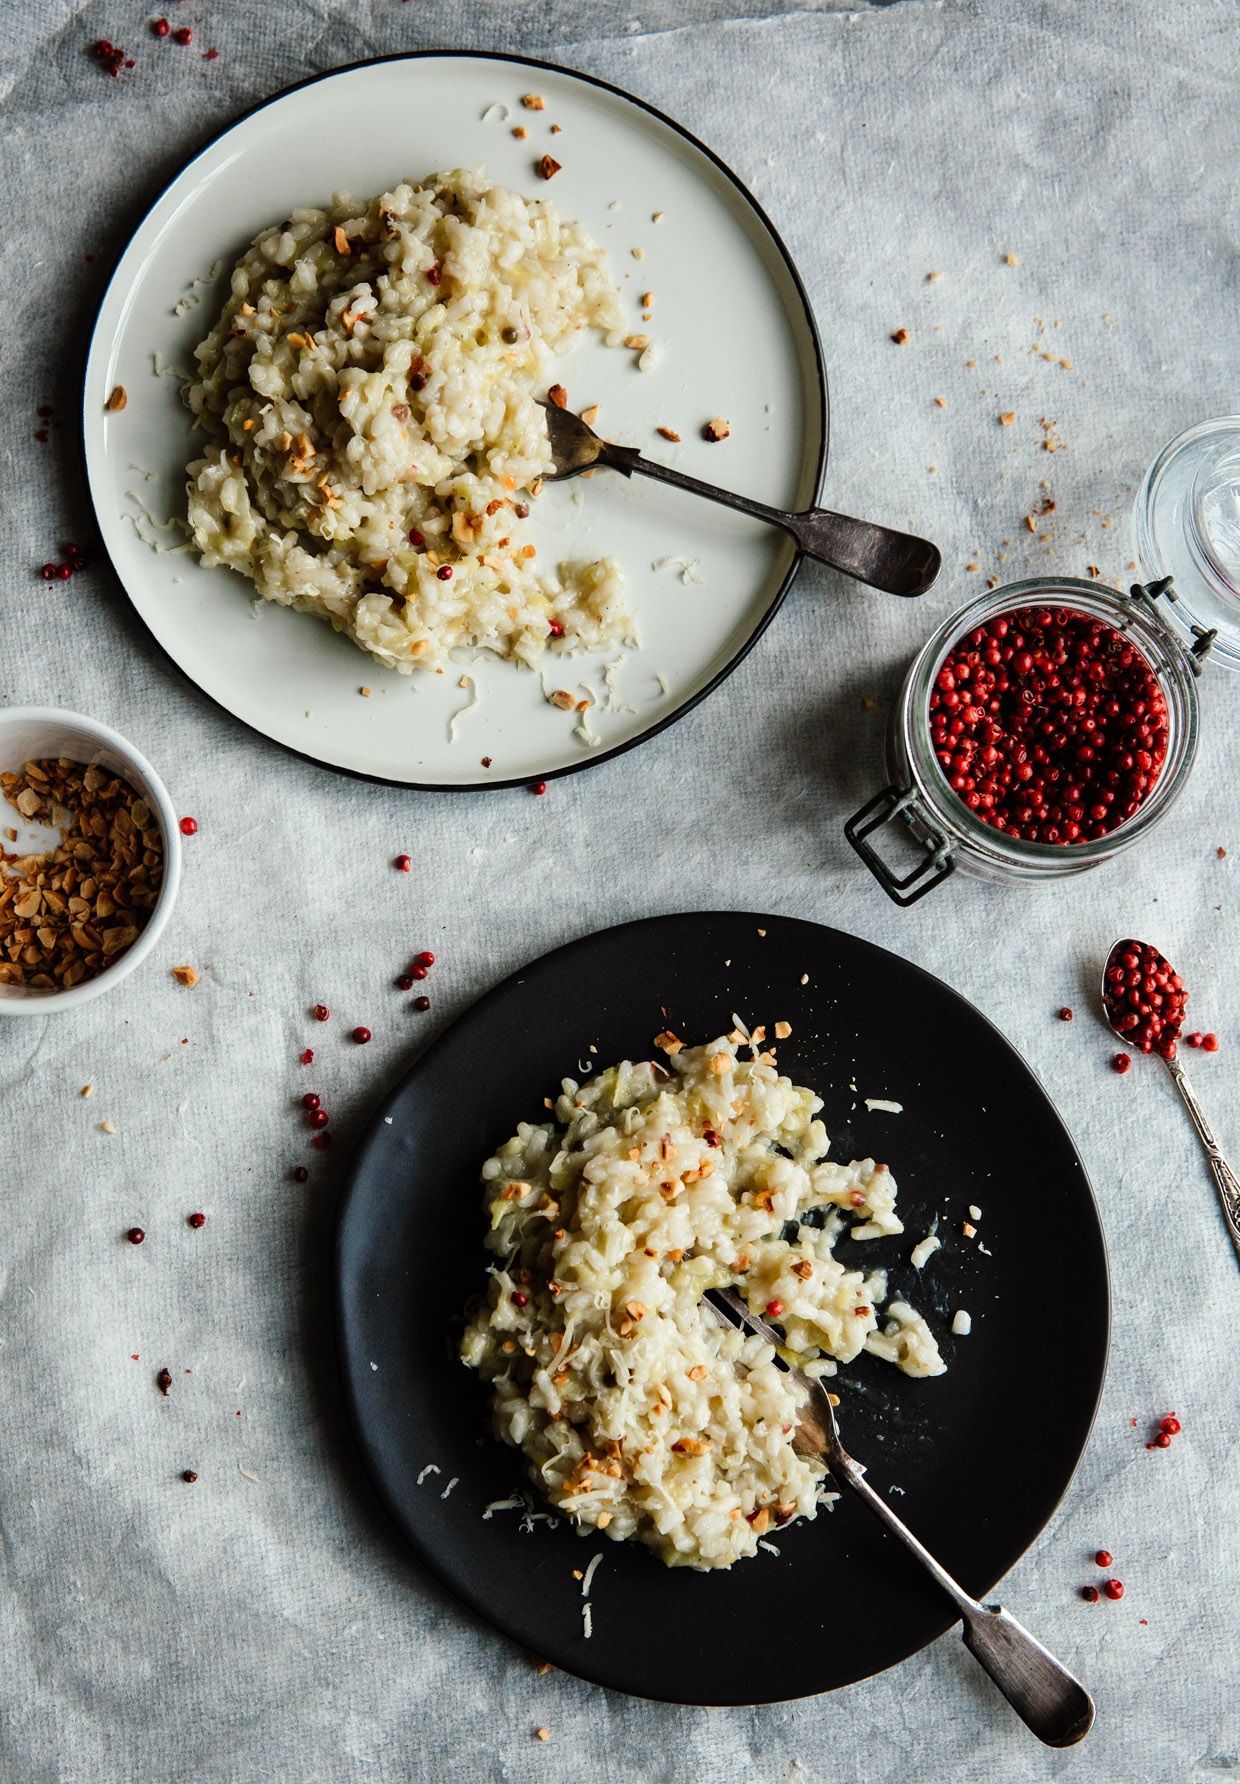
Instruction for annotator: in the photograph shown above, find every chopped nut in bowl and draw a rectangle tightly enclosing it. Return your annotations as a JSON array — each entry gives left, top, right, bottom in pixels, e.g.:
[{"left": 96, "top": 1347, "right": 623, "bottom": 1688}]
[{"left": 0, "top": 708, "right": 181, "bottom": 1014}]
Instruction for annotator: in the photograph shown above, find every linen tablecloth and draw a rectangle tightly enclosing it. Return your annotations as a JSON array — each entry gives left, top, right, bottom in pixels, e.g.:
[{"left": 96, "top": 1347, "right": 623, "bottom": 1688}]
[{"left": 3, "top": 1, "right": 1239, "bottom": 1778}]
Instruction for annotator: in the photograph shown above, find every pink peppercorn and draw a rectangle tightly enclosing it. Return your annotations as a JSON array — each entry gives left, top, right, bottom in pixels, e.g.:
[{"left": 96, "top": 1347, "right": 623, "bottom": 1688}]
[
  {"left": 1103, "top": 1580, "right": 1124, "bottom": 1600},
  {"left": 152, "top": 17, "right": 170, "bottom": 34},
  {"left": 313, "top": 1133, "right": 332, "bottom": 1150},
  {"left": 293, "top": 1166, "right": 309, "bottom": 1183},
  {"left": 313, "top": 1005, "right": 330, "bottom": 1022},
  {"left": 173, "top": 25, "right": 193, "bottom": 43},
  {"left": 302, "top": 1093, "right": 321, "bottom": 1110},
  {"left": 301, "top": 1049, "right": 314, "bottom": 1065},
  {"left": 416, "top": 951, "right": 434, "bottom": 968},
  {"left": 127, "top": 1227, "right": 145, "bottom": 1245},
  {"left": 1203, "top": 1033, "right": 1219, "bottom": 1052},
  {"left": 413, "top": 996, "right": 430, "bottom": 1012},
  {"left": 179, "top": 816, "right": 197, "bottom": 835},
  {"left": 531, "top": 781, "right": 547, "bottom": 796},
  {"left": 512, "top": 1291, "right": 529, "bottom": 1307},
  {"left": 395, "top": 855, "right": 412, "bottom": 872},
  {"left": 352, "top": 1026, "right": 372, "bottom": 1044},
  {"left": 1080, "top": 1585, "right": 1098, "bottom": 1603},
  {"left": 436, "top": 565, "right": 453, "bottom": 581},
  {"left": 187, "top": 1212, "right": 206, "bottom": 1229},
  {"left": 1112, "top": 1053, "right": 1131, "bottom": 1074}
]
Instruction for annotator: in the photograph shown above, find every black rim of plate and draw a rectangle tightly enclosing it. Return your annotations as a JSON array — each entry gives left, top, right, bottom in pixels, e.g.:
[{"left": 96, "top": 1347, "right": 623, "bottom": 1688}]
[
  {"left": 81, "top": 50, "right": 828, "bottom": 794},
  {"left": 333, "top": 911, "right": 1110, "bottom": 1706}
]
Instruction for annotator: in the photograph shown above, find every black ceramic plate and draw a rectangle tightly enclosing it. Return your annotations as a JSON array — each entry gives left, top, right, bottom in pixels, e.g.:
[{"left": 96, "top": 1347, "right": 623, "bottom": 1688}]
[{"left": 334, "top": 913, "right": 1109, "bottom": 1706}]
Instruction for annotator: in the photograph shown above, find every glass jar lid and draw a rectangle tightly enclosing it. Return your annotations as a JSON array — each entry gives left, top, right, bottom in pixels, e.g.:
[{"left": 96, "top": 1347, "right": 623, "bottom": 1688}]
[{"left": 1136, "top": 416, "right": 1240, "bottom": 672}]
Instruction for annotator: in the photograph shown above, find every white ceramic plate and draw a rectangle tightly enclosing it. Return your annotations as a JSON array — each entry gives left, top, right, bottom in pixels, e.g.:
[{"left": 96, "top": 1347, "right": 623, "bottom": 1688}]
[{"left": 83, "top": 53, "right": 826, "bottom": 789}]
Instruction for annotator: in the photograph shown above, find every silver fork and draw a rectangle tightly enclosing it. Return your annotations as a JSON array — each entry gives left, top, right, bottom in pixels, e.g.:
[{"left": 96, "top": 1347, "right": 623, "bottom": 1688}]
[
  {"left": 538, "top": 401, "right": 942, "bottom": 599},
  {"left": 707, "top": 1287, "right": 1095, "bottom": 1746}
]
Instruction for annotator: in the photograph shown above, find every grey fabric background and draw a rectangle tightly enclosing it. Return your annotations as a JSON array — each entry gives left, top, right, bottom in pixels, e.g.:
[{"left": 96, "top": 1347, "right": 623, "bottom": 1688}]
[{"left": 3, "top": 1, "right": 1239, "bottom": 1779}]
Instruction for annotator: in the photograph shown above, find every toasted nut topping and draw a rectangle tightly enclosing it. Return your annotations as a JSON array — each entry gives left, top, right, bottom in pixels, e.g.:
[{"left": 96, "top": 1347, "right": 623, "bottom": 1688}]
[
  {"left": 708, "top": 1053, "right": 732, "bottom": 1076},
  {"left": 106, "top": 385, "right": 128, "bottom": 412},
  {"left": 671, "top": 1437, "right": 710, "bottom": 1455},
  {"left": 547, "top": 384, "right": 568, "bottom": 409},
  {"left": 624, "top": 334, "right": 650, "bottom": 350},
  {"left": 522, "top": 93, "right": 546, "bottom": 109},
  {"left": 891, "top": 328, "right": 909, "bottom": 345},
  {"left": 653, "top": 1030, "right": 683, "bottom": 1054},
  {"left": 171, "top": 965, "right": 199, "bottom": 987},
  {"left": 535, "top": 155, "right": 562, "bottom": 180},
  {"left": 963, "top": 1220, "right": 977, "bottom": 1237},
  {"left": 702, "top": 417, "right": 730, "bottom": 442},
  {"left": 333, "top": 225, "right": 350, "bottom": 254},
  {"left": 550, "top": 690, "right": 575, "bottom": 711},
  {"left": 999, "top": 412, "right": 1015, "bottom": 426},
  {"left": 625, "top": 1300, "right": 646, "bottom": 1321},
  {"left": 774, "top": 1020, "right": 792, "bottom": 1039},
  {"left": 580, "top": 404, "right": 600, "bottom": 425},
  {"left": 687, "top": 1364, "right": 708, "bottom": 1382},
  {"left": 657, "top": 427, "right": 681, "bottom": 441}
]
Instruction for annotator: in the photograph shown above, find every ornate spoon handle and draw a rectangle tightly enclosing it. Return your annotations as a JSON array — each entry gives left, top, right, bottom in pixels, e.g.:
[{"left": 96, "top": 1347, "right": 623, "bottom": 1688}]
[{"left": 1163, "top": 1054, "right": 1240, "bottom": 1263}]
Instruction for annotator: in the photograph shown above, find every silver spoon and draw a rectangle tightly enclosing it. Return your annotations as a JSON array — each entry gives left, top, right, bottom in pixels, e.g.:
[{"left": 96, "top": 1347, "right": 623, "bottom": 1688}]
[
  {"left": 538, "top": 401, "right": 942, "bottom": 599},
  {"left": 707, "top": 1286, "right": 1095, "bottom": 1747},
  {"left": 1102, "top": 937, "right": 1240, "bottom": 1264}
]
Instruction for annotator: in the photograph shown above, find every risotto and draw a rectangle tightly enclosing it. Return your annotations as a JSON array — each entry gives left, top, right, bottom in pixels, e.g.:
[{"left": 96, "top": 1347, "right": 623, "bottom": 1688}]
[
  {"left": 185, "top": 168, "right": 631, "bottom": 673},
  {"left": 461, "top": 1033, "right": 945, "bottom": 1570}
]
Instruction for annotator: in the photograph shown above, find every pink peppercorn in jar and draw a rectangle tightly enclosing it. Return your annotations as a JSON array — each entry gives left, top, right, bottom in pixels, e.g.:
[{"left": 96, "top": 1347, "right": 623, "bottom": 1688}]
[{"left": 846, "top": 577, "right": 1204, "bottom": 904}]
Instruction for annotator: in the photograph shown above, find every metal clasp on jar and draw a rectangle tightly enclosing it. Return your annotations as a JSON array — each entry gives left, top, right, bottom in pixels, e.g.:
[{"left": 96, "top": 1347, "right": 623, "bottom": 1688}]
[{"left": 844, "top": 785, "right": 956, "bottom": 907}]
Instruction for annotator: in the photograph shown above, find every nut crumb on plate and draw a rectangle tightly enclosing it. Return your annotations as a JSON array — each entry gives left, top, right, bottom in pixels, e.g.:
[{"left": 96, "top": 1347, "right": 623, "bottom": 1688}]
[
  {"left": 535, "top": 155, "right": 561, "bottom": 180},
  {"left": 703, "top": 417, "right": 730, "bottom": 442},
  {"left": 171, "top": 965, "right": 199, "bottom": 987},
  {"left": 106, "top": 385, "right": 127, "bottom": 411}
]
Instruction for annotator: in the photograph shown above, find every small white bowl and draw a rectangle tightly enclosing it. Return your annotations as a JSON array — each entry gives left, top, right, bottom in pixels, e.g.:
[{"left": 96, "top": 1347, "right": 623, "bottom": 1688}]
[{"left": 0, "top": 707, "right": 181, "bottom": 1015}]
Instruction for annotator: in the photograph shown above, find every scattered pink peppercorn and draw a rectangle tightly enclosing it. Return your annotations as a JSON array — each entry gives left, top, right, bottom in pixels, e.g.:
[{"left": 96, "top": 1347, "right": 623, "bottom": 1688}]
[
  {"left": 309, "top": 1109, "right": 329, "bottom": 1128},
  {"left": 548, "top": 619, "right": 564, "bottom": 638},
  {"left": 766, "top": 1299, "right": 785, "bottom": 1318},
  {"left": 531, "top": 780, "right": 547, "bottom": 796},
  {"left": 409, "top": 529, "right": 424, "bottom": 546},
  {"left": 187, "top": 1212, "right": 206, "bottom": 1229},
  {"left": 395, "top": 855, "right": 412, "bottom": 872},
  {"left": 302, "top": 1093, "right": 321, "bottom": 1110},
  {"left": 126, "top": 1227, "right": 145, "bottom": 1245},
  {"left": 413, "top": 995, "right": 430, "bottom": 1012},
  {"left": 352, "top": 1026, "right": 372, "bottom": 1044},
  {"left": 1080, "top": 1585, "right": 1098, "bottom": 1603},
  {"left": 1112, "top": 1053, "right": 1131, "bottom": 1074},
  {"left": 313, "top": 1133, "right": 332, "bottom": 1150},
  {"left": 152, "top": 17, "right": 170, "bottom": 34},
  {"left": 293, "top": 1166, "right": 309, "bottom": 1183},
  {"left": 1103, "top": 1579, "right": 1124, "bottom": 1600},
  {"left": 512, "top": 1291, "right": 529, "bottom": 1307},
  {"left": 41, "top": 563, "right": 56, "bottom": 580},
  {"left": 398, "top": 975, "right": 415, "bottom": 991},
  {"left": 313, "top": 1004, "right": 330, "bottom": 1022},
  {"left": 182, "top": 1470, "right": 197, "bottom": 1483},
  {"left": 1161, "top": 1416, "right": 1181, "bottom": 1434},
  {"left": 1059, "top": 1007, "right": 1073, "bottom": 1022},
  {"left": 156, "top": 1368, "right": 172, "bottom": 1396},
  {"left": 55, "top": 564, "right": 71, "bottom": 580},
  {"left": 1203, "top": 1033, "right": 1219, "bottom": 1052},
  {"left": 436, "top": 564, "right": 453, "bottom": 581},
  {"left": 173, "top": 25, "right": 193, "bottom": 43},
  {"left": 1095, "top": 1549, "right": 1113, "bottom": 1567},
  {"left": 301, "top": 1048, "right": 314, "bottom": 1065},
  {"left": 1154, "top": 1431, "right": 1171, "bottom": 1448},
  {"left": 204, "top": 46, "right": 218, "bottom": 58},
  {"left": 179, "top": 816, "right": 198, "bottom": 835},
  {"left": 426, "top": 264, "right": 442, "bottom": 285},
  {"left": 416, "top": 951, "right": 435, "bottom": 968},
  {"left": 1186, "top": 1032, "right": 1203, "bottom": 1047}
]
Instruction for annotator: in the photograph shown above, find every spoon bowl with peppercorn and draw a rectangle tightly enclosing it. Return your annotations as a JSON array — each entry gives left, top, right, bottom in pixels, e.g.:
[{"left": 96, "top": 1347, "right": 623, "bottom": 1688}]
[
  {"left": 539, "top": 400, "right": 942, "bottom": 600},
  {"left": 1102, "top": 937, "right": 1240, "bottom": 1265},
  {"left": 0, "top": 706, "right": 181, "bottom": 1015}
]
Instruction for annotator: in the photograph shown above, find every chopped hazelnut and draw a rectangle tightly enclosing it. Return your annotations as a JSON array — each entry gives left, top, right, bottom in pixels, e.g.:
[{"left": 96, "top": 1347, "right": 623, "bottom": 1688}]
[
  {"left": 535, "top": 155, "right": 562, "bottom": 180},
  {"left": 702, "top": 417, "right": 730, "bottom": 443}
]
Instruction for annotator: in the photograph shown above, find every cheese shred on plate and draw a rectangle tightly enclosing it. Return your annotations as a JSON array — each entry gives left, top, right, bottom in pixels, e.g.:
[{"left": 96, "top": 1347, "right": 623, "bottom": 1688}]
[{"left": 461, "top": 1037, "right": 945, "bottom": 1570}]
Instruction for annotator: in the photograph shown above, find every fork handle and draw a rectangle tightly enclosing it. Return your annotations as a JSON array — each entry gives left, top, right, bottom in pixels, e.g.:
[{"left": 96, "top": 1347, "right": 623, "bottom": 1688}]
[
  {"left": 831, "top": 1450, "right": 1094, "bottom": 1747},
  {"left": 608, "top": 447, "right": 941, "bottom": 598}
]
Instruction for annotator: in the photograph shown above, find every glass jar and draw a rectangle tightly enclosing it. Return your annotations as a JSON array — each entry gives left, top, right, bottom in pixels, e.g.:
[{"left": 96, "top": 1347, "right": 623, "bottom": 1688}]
[{"left": 845, "top": 577, "right": 1203, "bottom": 905}]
